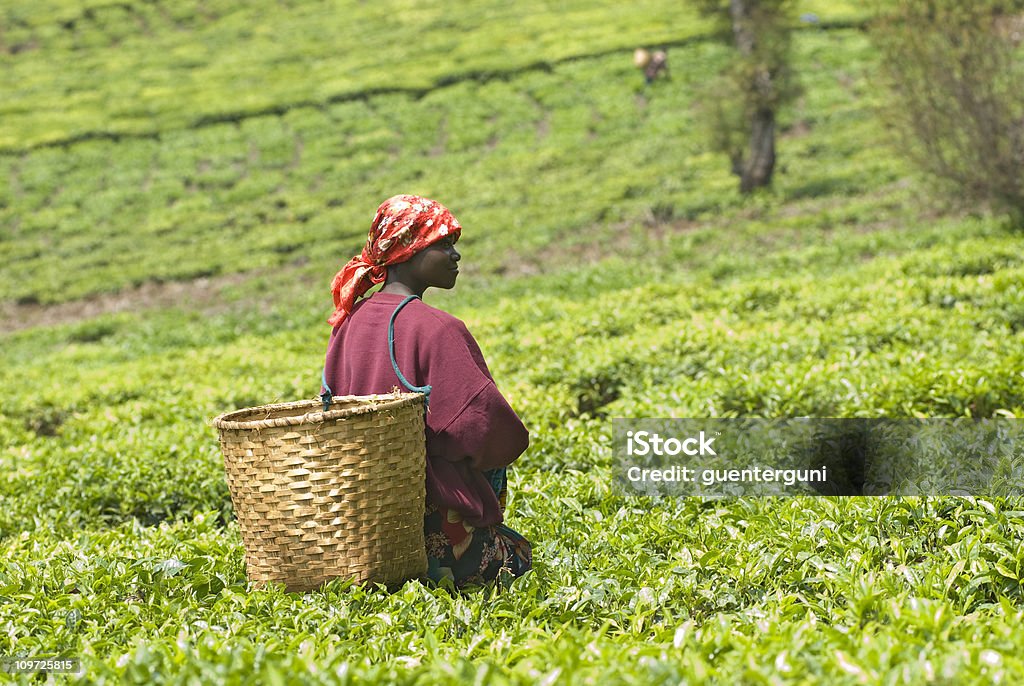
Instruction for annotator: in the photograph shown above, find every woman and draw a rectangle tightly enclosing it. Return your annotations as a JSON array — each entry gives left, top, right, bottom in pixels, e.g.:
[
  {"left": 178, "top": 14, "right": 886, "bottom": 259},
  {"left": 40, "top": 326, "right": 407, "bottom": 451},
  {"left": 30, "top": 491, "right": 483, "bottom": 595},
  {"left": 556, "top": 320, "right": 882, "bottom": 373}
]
[{"left": 322, "top": 194, "right": 532, "bottom": 587}]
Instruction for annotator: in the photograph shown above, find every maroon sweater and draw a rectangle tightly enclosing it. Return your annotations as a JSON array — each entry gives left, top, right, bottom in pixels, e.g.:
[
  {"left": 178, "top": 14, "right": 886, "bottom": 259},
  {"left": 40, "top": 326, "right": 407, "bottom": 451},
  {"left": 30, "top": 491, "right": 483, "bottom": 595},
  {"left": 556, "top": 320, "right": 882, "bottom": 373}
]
[{"left": 322, "top": 291, "right": 528, "bottom": 527}]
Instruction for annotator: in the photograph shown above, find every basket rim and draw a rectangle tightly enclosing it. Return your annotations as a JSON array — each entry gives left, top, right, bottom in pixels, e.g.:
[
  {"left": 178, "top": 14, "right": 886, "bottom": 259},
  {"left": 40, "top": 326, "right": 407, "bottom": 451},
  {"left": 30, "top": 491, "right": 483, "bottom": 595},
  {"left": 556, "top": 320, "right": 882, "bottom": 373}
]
[{"left": 211, "top": 392, "right": 424, "bottom": 431}]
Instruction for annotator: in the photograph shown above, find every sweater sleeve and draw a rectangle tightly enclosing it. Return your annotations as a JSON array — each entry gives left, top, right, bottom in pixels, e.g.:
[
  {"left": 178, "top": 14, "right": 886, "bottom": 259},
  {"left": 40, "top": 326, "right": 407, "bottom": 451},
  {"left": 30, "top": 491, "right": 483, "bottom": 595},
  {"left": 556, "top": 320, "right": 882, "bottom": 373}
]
[
  {"left": 432, "top": 380, "right": 530, "bottom": 471},
  {"left": 417, "top": 312, "right": 529, "bottom": 471}
]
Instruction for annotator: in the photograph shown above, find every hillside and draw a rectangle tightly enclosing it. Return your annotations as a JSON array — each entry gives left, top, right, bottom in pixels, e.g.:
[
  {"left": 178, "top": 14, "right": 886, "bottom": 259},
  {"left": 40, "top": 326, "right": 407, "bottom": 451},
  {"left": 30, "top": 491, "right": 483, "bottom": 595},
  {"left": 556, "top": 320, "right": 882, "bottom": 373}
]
[{"left": 2, "top": 1, "right": 1023, "bottom": 683}]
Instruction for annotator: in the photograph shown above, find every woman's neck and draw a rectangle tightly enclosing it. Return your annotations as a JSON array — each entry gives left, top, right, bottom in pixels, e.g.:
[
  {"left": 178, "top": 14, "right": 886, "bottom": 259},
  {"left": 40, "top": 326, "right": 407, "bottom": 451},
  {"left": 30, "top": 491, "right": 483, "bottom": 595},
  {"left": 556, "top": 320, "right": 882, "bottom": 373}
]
[{"left": 379, "top": 282, "right": 424, "bottom": 297}]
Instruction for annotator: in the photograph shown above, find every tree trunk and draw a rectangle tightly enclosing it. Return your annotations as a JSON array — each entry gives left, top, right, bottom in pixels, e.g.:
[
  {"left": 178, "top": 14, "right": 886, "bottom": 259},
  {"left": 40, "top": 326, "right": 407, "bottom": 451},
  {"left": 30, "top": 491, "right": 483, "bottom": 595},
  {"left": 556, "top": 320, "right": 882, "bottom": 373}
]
[
  {"left": 729, "top": 0, "right": 778, "bottom": 193},
  {"left": 741, "top": 107, "right": 776, "bottom": 192}
]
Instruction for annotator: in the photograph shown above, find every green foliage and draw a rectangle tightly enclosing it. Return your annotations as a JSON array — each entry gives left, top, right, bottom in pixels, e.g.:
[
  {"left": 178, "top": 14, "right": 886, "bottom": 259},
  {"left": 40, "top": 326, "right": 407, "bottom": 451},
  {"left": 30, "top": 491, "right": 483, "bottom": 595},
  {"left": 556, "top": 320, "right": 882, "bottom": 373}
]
[
  {"left": 3, "top": 208, "right": 1024, "bottom": 680},
  {"left": 690, "top": 0, "right": 804, "bottom": 190},
  {"left": 0, "top": 26, "right": 882, "bottom": 306},
  {"left": 0, "top": 0, "right": 709, "bottom": 152},
  {"left": 869, "top": 0, "right": 1024, "bottom": 223},
  {"left": 2, "top": 1, "right": 1024, "bottom": 683},
  {"left": 693, "top": 0, "right": 803, "bottom": 110}
]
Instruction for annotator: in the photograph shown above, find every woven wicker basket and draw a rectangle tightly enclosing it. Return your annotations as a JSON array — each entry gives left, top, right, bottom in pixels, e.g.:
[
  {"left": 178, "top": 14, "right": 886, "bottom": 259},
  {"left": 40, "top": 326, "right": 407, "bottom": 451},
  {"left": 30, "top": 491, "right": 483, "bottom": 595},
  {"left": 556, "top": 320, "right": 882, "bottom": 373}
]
[{"left": 213, "top": 393, "right": 428, "bottom": 592}]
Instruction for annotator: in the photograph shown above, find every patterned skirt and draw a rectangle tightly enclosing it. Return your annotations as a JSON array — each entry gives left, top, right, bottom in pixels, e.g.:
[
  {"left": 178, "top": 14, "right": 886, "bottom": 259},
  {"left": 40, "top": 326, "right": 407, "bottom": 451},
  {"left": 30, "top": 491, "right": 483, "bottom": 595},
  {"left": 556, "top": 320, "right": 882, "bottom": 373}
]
[{"left": 424, "top": 467, "right": 532, "bottom": 588}]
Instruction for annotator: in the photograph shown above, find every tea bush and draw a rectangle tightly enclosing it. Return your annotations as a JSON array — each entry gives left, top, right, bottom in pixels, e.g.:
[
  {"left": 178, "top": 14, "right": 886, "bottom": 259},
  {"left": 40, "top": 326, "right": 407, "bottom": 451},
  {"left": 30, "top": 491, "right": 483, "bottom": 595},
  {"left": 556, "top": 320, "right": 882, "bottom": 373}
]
[{"left": 2, "top": 1, "right": 1023, "bottom": 683}]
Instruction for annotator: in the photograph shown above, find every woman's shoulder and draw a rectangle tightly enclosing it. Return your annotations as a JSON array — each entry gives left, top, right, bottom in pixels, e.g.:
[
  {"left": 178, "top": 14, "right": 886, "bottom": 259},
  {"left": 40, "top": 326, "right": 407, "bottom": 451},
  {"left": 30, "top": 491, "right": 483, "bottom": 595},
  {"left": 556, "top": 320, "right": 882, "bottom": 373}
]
[{"left": 365, "top": 292, "right": 471, "bottom": 337}]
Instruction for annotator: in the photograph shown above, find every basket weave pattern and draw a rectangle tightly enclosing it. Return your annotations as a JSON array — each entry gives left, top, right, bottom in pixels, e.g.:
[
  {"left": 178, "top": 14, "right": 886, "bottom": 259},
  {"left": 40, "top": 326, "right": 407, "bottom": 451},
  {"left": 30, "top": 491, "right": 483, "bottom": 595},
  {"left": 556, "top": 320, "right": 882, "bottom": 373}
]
[{"left": 213, "top": 393, "right": 427, "bottom": 592}]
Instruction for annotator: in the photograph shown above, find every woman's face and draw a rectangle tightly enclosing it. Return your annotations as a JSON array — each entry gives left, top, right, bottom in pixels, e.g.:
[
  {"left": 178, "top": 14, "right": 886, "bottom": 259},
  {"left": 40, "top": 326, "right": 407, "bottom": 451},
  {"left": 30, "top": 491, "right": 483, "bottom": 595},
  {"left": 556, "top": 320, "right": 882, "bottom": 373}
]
[{"left": 407, "top": 236, "right": 461, "bottom": 290}]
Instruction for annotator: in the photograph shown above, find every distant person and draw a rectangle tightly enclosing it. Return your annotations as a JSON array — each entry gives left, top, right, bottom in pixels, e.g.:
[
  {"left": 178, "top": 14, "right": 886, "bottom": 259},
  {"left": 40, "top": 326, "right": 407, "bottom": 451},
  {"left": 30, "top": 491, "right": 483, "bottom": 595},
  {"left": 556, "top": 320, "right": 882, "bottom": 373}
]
[
  {"left": 634, "top": 48, "right": 669, "bottom": 85},
  {"left": 322, "top": 195, "right": 532, "bottom": 588}
]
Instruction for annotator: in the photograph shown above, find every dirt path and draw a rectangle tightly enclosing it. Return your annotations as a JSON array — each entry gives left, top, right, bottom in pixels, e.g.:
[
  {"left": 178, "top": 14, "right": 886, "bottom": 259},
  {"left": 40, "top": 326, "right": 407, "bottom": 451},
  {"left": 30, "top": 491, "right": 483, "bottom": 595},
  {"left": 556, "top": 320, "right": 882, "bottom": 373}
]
[
  {"left": 1, "top": 206, "right": 907, "bottom": 335},
  {"left": 1, "top": 271, "right": 259, "bottom": 333}
]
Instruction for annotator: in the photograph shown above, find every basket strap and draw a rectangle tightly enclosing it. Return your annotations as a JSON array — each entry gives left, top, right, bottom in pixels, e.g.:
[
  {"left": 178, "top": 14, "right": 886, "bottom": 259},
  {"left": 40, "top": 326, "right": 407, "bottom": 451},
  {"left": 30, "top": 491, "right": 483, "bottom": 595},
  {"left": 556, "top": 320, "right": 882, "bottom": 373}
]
[
  {"left": 389, "top": 294, "right": 432, "bottom": 407},
  {"left": 319, "top": 294, "right": 430, "bottom": 413},
  {"left": 320, "top": 369, "right": 333, "bottom": 412}
]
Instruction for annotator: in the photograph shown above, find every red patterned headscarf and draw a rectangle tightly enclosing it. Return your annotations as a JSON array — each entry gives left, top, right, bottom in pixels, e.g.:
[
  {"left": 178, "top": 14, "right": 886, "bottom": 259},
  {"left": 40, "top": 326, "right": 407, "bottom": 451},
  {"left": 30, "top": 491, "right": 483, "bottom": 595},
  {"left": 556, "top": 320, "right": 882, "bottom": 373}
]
[{"left": 328, "top": 194, "right": 462, "bottom": 327}]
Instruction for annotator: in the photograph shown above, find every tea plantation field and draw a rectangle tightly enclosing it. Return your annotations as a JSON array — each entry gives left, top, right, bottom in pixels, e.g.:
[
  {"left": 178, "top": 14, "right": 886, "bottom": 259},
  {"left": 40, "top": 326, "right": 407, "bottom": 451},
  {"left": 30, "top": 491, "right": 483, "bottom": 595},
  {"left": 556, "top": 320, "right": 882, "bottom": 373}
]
[{"left": 3, "top": 1, "right": 1024, "bottom": 683}]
